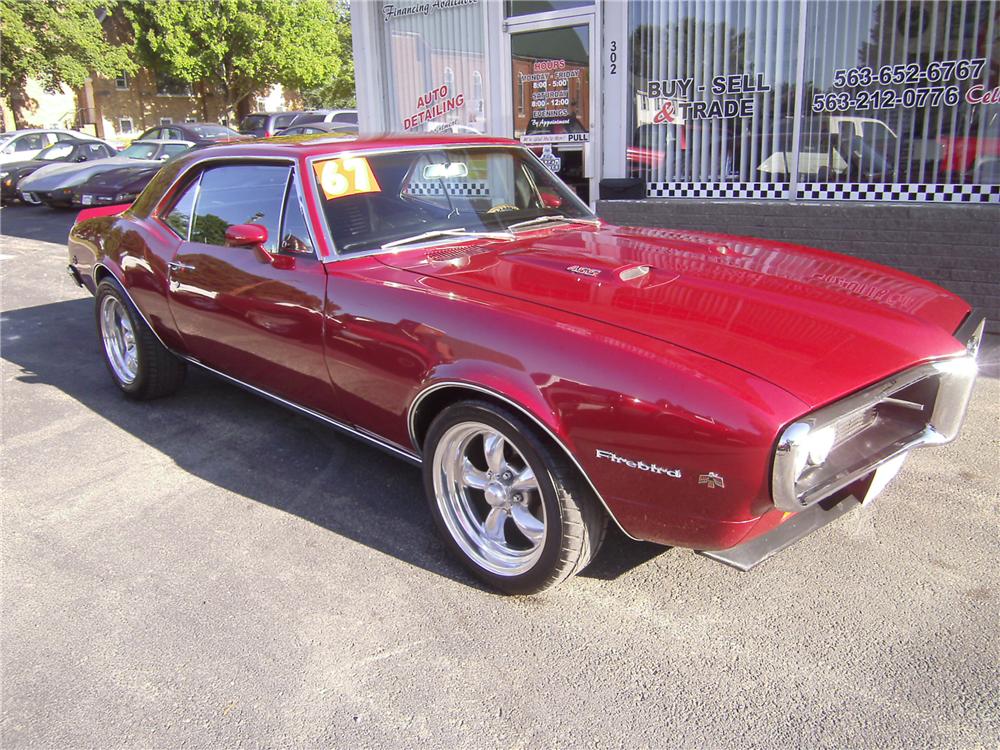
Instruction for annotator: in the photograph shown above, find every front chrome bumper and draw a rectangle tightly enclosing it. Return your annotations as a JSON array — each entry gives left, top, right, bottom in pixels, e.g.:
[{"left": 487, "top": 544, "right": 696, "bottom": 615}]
[{"left": 771, "top": 311, "right": 985, "bottom": 513}]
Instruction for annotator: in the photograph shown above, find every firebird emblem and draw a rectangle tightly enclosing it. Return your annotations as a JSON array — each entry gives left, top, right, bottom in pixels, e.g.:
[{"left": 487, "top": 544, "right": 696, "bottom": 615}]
[
  {"left": 698, "top": 472, "right": 725, "bottom": 489},
  {"left": 567, "top": 265, "right": 601, "bottom": 277},
  {"left": 595, "top": 449, "right": 681, "bottom": 478}
]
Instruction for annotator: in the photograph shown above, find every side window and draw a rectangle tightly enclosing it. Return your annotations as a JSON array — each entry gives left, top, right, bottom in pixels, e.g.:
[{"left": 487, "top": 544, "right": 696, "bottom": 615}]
[
  {"left": 190, "top": 164, "right": 289, "bottom": 252},
  {"left": 15, "top": 134, "right": 43, "bottom": 152},
  {"left": 141, "top": 129, "right": 159, "bottom": 141},
  {"left": 278, "top": 175, "right": 315, "bottom": 255},
  {"left": 87, "top": 143, "right": 106, "bottom": 158},
  {"left": 162, "top": 177, "right": 199, "bottom": 240},
  {"left": 274, "top": 114, "right": 295, "bottom": 130}
]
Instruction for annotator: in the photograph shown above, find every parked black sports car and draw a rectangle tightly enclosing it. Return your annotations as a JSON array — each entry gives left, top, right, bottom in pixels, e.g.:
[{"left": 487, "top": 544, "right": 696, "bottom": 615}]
[
  {"left": 134, "top": 122, "right": 248, "bottom": 145},
  {"left": 1, "top": 139, "right": 116, "bottom": 203},
  {"left": 71, "top": 144, "right": 202, "bottom": 207}
]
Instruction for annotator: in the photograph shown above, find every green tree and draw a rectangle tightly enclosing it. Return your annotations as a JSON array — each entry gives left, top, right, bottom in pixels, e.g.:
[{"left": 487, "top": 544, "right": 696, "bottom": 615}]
[
  {"left": 124, "top": 0, "right": 354, "bottom": 121},
  {"left": 0, "top": 0, "right": 135, "bottom": 129}
]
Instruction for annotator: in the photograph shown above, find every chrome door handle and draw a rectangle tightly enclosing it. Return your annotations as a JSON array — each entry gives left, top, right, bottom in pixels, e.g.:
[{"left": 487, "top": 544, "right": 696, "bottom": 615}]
[{"left": 168, "top": 260, "right": 196, "bottom": 273}]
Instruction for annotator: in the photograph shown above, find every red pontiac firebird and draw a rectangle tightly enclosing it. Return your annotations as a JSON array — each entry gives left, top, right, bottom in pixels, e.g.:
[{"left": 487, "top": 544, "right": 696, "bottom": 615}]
[{"left": 67, "top": 134, "right": 984, "bottom": 594}]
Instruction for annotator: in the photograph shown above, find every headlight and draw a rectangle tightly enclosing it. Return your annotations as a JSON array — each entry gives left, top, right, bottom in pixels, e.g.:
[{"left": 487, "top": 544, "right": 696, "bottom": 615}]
[{"left": 773, "top": 355, "right": 978, "bottom": 512}]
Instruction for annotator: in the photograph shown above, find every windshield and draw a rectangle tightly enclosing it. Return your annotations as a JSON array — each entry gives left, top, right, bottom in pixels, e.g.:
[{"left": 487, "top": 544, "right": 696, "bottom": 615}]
[
  {"left": 313, "top": 146, "right": 592, "bottom": 255},
  {"left": 121, "top": 143, "right": 159, "bottom": 160},
  {"left": 188, "top": 124, "right": 239, "bottom": 139},
  {"left": 37, "top": 143, "right": 75, "bottom": 161},
  {"left": 240, "top": 115, "right": 268, "bottom": 132}
]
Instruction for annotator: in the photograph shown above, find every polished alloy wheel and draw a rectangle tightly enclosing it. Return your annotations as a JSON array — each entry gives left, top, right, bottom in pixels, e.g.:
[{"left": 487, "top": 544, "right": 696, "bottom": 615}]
[
  {"left": 432, "top": 422, "right": 546, "bottom": 576},
  {"left": 99, "top": 295, "right": 138, "bottom": 385}
]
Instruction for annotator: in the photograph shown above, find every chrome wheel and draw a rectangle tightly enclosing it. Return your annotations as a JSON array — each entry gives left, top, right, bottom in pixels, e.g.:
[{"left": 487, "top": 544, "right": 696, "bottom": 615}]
[
  {"left": 99, "top": 295, "right": 138, "bottom": 385},
  {"left": 432, "top": 422, "right": 546, "bottom": 576}
]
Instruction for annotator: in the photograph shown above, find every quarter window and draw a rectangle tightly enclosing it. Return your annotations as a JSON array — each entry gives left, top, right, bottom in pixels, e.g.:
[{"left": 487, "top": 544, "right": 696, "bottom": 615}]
[
  {"left": 190, "top": 164, "right": 290, "bottom": 252},
  {"left": 278, "top": 176, "right": 315, "bottom": 255},
  {"left": 163, "top": 178, "right": 199, "bottom": 240}
]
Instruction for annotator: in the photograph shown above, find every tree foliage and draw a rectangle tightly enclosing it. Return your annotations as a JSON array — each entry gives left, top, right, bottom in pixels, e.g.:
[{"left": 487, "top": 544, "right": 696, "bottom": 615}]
[
  {"left": 0, "top": 0, "right": 135, "bottom": 128},
  {"left": 123, "top": 0, "right": 354, "bottom": 116}
]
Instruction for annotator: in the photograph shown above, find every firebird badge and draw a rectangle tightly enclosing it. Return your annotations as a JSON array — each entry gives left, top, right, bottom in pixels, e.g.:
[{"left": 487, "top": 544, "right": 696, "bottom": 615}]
[
  {"left": 698, "top": 472, "right": 725, "bottom": 489},
  {"left": 567, "top": 265, "right": 602, "bottom": 277},
  {"left": 595, "top": 449, "right": 681, "bottom": 478}
]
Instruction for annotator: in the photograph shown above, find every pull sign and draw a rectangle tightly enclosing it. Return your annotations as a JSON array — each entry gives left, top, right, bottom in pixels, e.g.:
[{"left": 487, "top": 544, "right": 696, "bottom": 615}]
[{"left": 313, "top": 157, "right": 381, "bottom": 200}]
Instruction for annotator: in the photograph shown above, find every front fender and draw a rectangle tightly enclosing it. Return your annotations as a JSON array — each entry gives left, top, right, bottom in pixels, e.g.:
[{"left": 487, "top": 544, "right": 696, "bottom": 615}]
[{"left": 327, "top": 259, "right": 809, "bottom": 549}]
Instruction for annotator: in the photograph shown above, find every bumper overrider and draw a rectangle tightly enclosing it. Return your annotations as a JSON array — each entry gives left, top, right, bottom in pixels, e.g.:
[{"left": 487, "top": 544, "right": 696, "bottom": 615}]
[{"left": 702, "top": 311, "right": 985, "bottom": 571}]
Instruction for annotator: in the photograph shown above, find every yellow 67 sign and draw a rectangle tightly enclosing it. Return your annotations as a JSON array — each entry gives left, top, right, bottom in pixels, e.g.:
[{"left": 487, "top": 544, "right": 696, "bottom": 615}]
[{"left": 313, "top": 157, "right": 381, "bottom": 200}]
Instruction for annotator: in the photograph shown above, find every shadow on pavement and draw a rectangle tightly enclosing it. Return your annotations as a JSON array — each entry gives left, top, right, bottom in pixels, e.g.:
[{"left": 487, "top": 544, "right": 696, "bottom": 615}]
[
  {"left": 0, "top": 204, "right": 78, "bottom": 245},
  {"left": 1, "top": 297, "right": 663, "bottom": 592}
]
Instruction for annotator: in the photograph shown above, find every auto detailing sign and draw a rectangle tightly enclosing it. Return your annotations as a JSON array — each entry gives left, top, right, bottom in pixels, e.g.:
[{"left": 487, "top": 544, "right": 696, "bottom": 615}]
[{"left": 403, "top": 84, "right": 465, "bottom": 130}]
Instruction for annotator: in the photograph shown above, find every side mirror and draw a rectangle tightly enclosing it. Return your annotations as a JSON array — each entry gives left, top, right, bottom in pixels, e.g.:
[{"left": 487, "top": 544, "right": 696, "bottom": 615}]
[
  {"left": 76, "top": 155, "right": 88, "bottom": 162},
  {"left": 224, "top": 223, "right": 294, "bottom": 269},
  {"left": 539, "top": 189, "right": 563, "bottom": 209},
  {"left": 225, "top": 223, "right": 268, "bottom": 248},
  {"left": 159, "top": 154, "right": 171, "bottom": 161}
]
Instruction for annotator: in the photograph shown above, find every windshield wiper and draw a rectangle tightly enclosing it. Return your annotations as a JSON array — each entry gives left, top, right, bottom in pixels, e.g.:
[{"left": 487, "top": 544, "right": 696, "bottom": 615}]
[
  {"left": 506, "top": 215, "right": 601, "bottom": 232},
  {"left": 381, "top": 228, "right": 514, "bottom": 250}
]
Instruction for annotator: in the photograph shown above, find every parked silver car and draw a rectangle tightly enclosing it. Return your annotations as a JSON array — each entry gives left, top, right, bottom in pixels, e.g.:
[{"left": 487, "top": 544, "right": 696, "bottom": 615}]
[{"left": 17, "top": 139, "right": 193, "bottom": 207}]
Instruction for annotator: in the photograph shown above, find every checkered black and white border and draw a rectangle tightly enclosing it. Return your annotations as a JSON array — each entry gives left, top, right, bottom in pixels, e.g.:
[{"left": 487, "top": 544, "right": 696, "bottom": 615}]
[
  {"left": 796, "top": 182, "right": 1000, "bottom": 203},
  {"left": 647, "top": 182, "right": 790, "bottom": 199},
  {"left": 406, "top": 180, "right": 491, "bottom": 197}
]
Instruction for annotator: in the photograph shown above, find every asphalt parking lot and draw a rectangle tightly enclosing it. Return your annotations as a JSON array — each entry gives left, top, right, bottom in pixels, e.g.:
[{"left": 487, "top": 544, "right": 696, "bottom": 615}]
[{"left": 2, "top": 203, "right": 998, "bottom": 748}]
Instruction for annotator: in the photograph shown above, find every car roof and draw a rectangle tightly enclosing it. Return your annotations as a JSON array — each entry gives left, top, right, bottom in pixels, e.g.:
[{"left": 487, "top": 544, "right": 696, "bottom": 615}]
[
  {"left": 131, "top": 139, "right": 195, "bottom": 145},
  {"left": 187, "top": 133, "right": 520, "bottom": 160}
]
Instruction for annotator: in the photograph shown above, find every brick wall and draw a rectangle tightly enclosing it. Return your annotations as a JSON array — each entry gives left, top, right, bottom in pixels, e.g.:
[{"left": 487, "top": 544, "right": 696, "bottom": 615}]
[{"left": 596, "top": 199, "right": 999, "bottom": 333}]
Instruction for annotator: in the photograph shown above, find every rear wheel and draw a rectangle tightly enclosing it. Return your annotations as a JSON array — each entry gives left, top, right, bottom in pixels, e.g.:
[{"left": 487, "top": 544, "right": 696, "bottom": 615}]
[
  {"left": 423, "top": 400, "right": 606, "bottom": 594},
  {"left": 95, "top": 279, "right": 186, "bottom": 399}
]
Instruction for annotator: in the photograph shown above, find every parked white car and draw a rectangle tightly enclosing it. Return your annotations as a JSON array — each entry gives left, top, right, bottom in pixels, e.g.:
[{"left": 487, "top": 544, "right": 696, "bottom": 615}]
[
  {"left": 18, "top": 139, "right": 193, "bottom": 207},
  {"left": 0, "top": 129, "right": 94, "bottom": 165}
]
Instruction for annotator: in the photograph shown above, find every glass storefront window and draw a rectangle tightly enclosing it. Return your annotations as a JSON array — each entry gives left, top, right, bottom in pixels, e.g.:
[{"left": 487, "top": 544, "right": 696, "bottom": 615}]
[
  {"left": 506, "top": 1, "right": 593, "bottom": 18},
  {"left": 627, "top": 0, "right": 999, "bottom": 190},
  {"left": 511, "top": 26, "right": 591, "bottom": 142},
  {"left": 628, "top": 0, "right": 802, "bottom": 185},
  {"left": 800, "top": 0, "right": 998, "bottom": 185},
  {"left": 381, "top": 1, "right": 488, "bottom": 134}
]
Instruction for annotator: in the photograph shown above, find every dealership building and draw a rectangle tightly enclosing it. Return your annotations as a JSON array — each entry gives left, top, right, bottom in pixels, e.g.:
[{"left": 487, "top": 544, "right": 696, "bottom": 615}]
[{"left": 352, "top": 0, "right": 999, "bottom": 329}]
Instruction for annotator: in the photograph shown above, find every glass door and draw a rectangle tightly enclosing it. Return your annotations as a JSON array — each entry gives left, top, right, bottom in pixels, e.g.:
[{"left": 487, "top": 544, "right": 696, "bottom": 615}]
[{"left": 507, "top": 19, "right": 595, "bottom": 203}]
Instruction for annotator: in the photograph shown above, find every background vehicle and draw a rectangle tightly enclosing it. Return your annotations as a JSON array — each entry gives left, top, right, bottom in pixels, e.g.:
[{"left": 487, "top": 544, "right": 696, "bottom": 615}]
[
  {"left": 1, "top": 139, "right": 116, "bottom": 204},
  {"left": 18, "top": 139, "right": 192, "bottom": 207},
  {"left": 238, "top": 111, "right": 310, "bottom": 138},
  {"left": 0, "top": 128, "right": 93, "bottom": 165},
  {"left": 71, "top": 145, "right": 202, "bottom": 207},
  {"left": 283, "top": 109, "right": 358, "bottom": 130},
  {"left": 135, "top": 122, "right": 247, "bottom": 145},
  {"left": 278, "top": 122, "right": 358, "bottom": 137},
  {"left": 65, "top": 136, "right": 981, "bottom": 594}
]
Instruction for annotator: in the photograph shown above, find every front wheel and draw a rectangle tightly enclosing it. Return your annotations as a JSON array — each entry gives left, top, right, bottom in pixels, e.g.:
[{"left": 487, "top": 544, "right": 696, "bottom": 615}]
[
  {"left": 423, "top": 400, "right": 607, "bottom": 594},
  {"left": 95, "top": 279, "right": 186, "bottom": 399}
]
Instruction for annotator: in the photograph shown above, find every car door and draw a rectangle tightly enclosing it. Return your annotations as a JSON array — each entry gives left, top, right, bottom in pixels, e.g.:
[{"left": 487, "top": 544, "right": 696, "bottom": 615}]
[{"left": 162, "top": 161, "right": 337, "bottom": 412}]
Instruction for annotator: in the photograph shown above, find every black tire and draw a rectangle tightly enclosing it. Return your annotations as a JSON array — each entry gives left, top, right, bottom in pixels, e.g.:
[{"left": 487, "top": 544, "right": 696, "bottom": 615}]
[
  {"left": 423, "top": 400, "right": 607, "bottom": 595},
  {"left": 94, "top": 279, "right": 186, "bottom": 400}
]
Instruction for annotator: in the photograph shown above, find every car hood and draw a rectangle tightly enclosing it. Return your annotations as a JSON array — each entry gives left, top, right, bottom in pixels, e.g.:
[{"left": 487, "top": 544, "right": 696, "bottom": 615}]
[
  {"left": 2, "top": 158, "right": 46, "bottom": 174},
  {"left": 19, "top": 157, "right": 159, "bottom": 191},
  {"left": 379, "top": 224, "right": 970, "bottom": 407}
]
